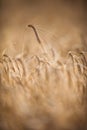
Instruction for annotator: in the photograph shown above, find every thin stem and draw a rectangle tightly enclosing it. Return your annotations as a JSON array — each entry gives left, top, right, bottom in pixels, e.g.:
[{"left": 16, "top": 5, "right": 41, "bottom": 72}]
[{"left": 28, "top": 25, "right": 41, "bottom": 44}]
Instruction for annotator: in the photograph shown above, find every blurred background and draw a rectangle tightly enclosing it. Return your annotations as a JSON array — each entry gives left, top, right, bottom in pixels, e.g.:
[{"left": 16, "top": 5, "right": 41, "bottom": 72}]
[{"left": 0, "top": 0, "right": 87, "bottom": 57}]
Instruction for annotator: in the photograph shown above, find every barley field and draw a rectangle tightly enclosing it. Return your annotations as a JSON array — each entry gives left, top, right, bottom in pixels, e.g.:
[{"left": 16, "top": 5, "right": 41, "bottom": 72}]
[
  {"left": 0, "top": 24, "right": 87, "bottom": 130},
  {"left": 0, "top": 0, "right": 87, "bottom": 130}
]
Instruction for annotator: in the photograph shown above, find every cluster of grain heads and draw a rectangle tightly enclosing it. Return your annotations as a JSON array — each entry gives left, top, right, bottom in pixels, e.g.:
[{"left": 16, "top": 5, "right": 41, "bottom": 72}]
[{"left": 0, "top": 25, "right": 87, "bottom": 130}]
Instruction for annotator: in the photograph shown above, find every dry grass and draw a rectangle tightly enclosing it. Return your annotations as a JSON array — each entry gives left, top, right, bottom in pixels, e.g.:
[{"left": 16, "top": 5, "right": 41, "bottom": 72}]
[{"left": 0, "top": 25, "right": 87, "bottom": 130}]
